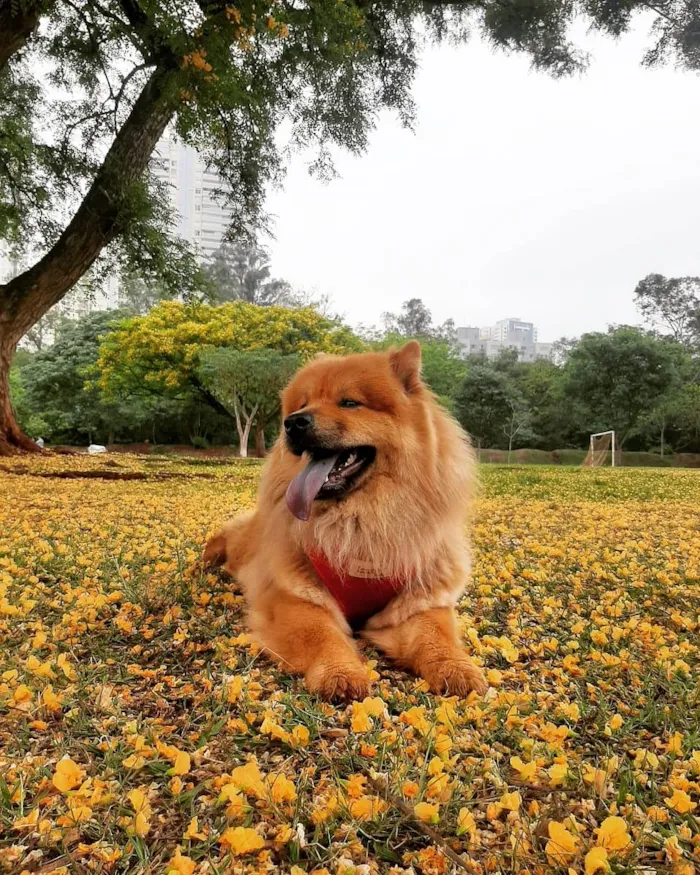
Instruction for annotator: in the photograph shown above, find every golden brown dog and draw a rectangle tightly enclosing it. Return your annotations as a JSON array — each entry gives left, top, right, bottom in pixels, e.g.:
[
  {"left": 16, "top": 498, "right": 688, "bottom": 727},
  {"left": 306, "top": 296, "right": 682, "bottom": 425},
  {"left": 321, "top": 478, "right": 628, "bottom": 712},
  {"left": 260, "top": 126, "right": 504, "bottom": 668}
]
[{"left": 204, "top": 341, "right": 487, "bottom": 700}]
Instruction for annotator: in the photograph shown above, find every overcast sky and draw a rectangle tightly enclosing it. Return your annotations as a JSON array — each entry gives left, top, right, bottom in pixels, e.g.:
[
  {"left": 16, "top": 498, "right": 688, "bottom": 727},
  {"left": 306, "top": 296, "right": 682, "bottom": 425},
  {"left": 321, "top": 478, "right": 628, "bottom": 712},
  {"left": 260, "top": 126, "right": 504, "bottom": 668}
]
[{"left": 265, "top": 15, "right": 700, "bottom": 342}]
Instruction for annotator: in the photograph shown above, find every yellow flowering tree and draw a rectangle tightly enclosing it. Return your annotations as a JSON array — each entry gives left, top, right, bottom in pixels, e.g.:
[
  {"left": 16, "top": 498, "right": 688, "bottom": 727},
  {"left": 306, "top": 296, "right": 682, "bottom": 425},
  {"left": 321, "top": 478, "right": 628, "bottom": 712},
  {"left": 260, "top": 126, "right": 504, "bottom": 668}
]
[{"left": 97, "top": 301, "right": 362, "bottom": 449}]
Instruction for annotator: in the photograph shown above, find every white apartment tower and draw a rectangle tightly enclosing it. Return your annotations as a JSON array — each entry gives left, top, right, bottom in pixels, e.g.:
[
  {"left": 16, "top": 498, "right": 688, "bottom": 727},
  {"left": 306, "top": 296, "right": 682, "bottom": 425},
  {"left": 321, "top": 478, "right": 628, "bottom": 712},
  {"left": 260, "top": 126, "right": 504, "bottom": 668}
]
[{"left": 150, "top": 134, "right": 233, "bottom": 261}]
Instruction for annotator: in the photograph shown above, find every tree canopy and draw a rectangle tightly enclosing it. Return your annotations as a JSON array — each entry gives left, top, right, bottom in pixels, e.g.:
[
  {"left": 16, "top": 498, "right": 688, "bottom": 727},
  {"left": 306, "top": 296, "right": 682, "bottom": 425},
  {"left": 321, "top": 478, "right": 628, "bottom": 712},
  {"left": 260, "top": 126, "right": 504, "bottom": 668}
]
[
  {"left": 562, "top": 327, "right": 687, "bottom": 446},
  {"left": 97, "top": 299, "right": 362, "bottom": 405},
  {"left": 3, "top": 0, "right": 699, "bottom": 452},
  {"left": 198, "top": 347, "right": 299, "bottom": 456},
  {"left": 634, "top": 273, "right": 700, "bottom": 345},
  {"left": 204, "top": 240, "right": 298, "bottom": 306}
]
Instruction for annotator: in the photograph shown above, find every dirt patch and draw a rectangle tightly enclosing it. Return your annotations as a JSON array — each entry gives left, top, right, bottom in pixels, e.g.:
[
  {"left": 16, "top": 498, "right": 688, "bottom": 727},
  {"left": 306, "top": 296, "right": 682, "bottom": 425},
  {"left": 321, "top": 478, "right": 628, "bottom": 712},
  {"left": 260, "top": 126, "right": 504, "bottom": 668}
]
[{"left": 2, "top": 468, "right": 215, "bottom": 481}]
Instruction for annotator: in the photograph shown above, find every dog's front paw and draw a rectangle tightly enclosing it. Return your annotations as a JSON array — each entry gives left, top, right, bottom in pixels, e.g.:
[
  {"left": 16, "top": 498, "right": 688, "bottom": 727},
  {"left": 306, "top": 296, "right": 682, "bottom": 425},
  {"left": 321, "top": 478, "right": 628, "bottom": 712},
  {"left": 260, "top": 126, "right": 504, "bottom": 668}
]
[
  {"left": 422, "top": 656, "right": 487, "bottom": 697},
  {"left": 305, "top": 662, "right": 370, "bottom": 702}
]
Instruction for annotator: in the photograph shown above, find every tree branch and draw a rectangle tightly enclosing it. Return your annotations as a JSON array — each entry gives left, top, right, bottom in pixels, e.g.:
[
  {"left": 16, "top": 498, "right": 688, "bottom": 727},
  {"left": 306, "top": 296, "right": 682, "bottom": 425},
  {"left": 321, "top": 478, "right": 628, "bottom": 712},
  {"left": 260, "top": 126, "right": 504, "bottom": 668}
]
[
  {"left": 0, "top": 63, "right": 180, "bottom": 345},
  {"left": 0, "top": 0, "right": 49, "bottom": 69}
]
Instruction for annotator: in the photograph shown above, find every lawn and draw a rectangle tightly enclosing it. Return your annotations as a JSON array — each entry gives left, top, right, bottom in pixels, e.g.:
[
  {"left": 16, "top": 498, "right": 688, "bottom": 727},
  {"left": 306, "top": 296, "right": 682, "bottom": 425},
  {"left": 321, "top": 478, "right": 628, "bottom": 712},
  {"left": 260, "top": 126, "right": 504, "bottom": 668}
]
[{"left": 1, "top": 458, "right": 699, "bottom": 875}]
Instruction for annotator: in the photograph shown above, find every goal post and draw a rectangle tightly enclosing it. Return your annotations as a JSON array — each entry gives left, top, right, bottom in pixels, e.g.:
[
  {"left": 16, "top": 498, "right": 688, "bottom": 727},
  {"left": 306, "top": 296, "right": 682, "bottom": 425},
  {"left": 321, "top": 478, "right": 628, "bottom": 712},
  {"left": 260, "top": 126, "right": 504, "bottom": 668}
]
[{"left": 584, "top": 430, "right": 616, "bottom": 467}]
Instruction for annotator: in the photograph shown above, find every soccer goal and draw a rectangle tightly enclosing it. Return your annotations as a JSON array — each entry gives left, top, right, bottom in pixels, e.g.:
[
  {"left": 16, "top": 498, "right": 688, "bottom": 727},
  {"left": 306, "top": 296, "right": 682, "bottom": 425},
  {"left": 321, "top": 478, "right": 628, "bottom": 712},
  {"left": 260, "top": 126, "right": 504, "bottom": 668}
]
[{"left": 584, "top": 430, "right": 616, "bottom": 467}]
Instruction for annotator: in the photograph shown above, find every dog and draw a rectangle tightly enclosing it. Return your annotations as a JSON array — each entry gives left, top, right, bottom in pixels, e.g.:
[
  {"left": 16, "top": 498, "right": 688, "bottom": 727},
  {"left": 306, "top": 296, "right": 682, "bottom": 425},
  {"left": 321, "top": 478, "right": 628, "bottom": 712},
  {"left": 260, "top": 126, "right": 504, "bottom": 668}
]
[{"left": 203, "top": 341, "right": 487, "bottom": 700}]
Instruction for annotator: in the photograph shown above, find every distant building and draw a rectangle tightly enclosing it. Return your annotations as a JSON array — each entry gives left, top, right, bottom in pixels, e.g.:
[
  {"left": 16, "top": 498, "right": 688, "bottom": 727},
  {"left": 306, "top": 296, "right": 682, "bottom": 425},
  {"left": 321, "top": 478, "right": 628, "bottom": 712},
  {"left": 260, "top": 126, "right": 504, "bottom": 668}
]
[
  {"left": 457, "top": 318, "right": 553, "bottom": 363},
  {"left": 150, "top": 133, "right": 233, "bottom": 262},
  {"left": 10, "top": 134, "right": 235, "bottom": 339}
]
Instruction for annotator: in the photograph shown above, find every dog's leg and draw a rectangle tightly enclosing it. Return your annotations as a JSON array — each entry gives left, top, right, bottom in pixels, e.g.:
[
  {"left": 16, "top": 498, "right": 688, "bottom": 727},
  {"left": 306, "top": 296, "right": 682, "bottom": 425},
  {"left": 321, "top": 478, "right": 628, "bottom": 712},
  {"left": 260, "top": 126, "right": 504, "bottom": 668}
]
[
  {"left": 249, "top": 590, "right": 369, "bottom": 702},
  {"left": 364, "top": 607, "right": 487, "bottom": 696}
]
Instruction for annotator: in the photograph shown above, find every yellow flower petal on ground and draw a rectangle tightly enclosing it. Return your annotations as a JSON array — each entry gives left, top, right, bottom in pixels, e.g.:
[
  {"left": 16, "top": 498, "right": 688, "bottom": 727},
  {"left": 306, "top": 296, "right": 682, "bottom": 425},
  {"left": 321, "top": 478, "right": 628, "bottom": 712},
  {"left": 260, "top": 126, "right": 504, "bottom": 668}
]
[
  {"left": 499, "top": 791, "right": 521, "bottom": 811},
  {"left": 456, "top": 808, "right": 478, "bottom": 842},
  {"left": 219, "top": 826, "right": 265, "bottom": 855},
  {"left": 128, "top": 788, "right": 149, "bottom": 813},
  {"left": 291, "top": 725, "right": 310, "bottom": 747},
  {"left": 184, "top": 816, "right": 207, "bottom": 841},
  {"left": 267, "top": 773, "right": 296, "bottom": 803},
  {"left": 52, "top": 758, "right": 85, "bottom": 793},
  {"left": 166, "top": 847, "right": 196, "bottom": 875},
  {"left": 229, "top": 761, "right": 264, "bottom": 797},
  {"left": 350, "top": 700, "right": 372, "bottom": 732},
  {"left": 56, "top": 653, "right": 78, "bottom": 681},
  {"left": 510, "top": 756, "right": 538, "bottom": 781},
  {"left": 169, "top": 750, "right": 191, "bottom": 776},
  {"left": 548, "top": 762, "right": 568, "bottom": 786},
  {"left": 596, "top": 816, "right": 631, "bottom": 851},
  {"left": 41, "top": 685, "right": 62, "bottom": 712},
  {"left": 667, "top": 732, "right": 684, "bottom": 755},
  {"left": 414, "top": 802, "right": 440, "bottom": 824},
  {"left": 665, "top": 789, "right": 697, "bottom": 814},
  {"left": 585, "top": 846, "right": 609, "bottom": 875},
  {"left": 545, "top": 821, "right": 580, "bottom": 866},
  {"left": 349, "top": 796, "right": 387, "bottom": 821},
  {"left": 361, "top": 696, "right": 386, "bottom": 717}
]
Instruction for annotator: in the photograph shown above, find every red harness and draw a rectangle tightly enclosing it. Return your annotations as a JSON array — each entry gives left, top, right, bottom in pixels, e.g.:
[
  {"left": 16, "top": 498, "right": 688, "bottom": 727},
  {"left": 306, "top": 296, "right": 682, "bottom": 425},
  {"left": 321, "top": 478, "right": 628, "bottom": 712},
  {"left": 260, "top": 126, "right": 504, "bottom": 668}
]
[{"left": 308, "top": 552, "right": 405, "bottom": 627}]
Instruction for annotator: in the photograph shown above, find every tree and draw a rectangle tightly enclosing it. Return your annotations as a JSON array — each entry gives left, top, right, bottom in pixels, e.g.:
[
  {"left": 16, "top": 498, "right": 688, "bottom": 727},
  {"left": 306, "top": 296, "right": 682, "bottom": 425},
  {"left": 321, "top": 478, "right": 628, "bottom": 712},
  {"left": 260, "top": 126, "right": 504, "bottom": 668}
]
[
  {"left": 18, "top": 310, "right": 150, "bottom": 445},
  {"left": 3, "top": 2, "right": 700, "bottom": 453},
  {"left": 118, "top": 272, "right": 174, "bottom": 316},
  {"left": 382, "top": 299, "right": 434, "bottom": 338},
  {"left": 199, "top": 348, "right": 298, "bottom": 456},
  {"left": 381, "top": 299, "right": 457, "bottom": 344},
  {"left": 204, "top": 240, "right": 298, "bottom": 307},
  {"left": 502, "top": 394, "right": 536, "bottom": 463},
  {"left": 634, "top": 274, "right": 700, "bottom": 345},
  {"left": 22, "top": 309, "right": 71, "bottom": 352},
  {"left": 518, "top": 358, "right": 571, "bottom": 449},
  {"left": 454, "top": 365, "right": 517, "bottom": 455},
  {"left": 97, "top": 300, "right": 362, "bottom": 425},
  {"left": 563, "top": 327, "right": 683, "bottom": 448}
]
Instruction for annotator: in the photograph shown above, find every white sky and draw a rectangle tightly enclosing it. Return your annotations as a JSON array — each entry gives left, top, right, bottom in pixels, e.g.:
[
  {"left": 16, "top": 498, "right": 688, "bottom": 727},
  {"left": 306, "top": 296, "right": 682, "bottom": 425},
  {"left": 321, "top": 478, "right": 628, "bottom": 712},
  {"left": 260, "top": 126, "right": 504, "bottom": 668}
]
[{"left": 265, "top": 15, "right": 700, "bottom": 342}]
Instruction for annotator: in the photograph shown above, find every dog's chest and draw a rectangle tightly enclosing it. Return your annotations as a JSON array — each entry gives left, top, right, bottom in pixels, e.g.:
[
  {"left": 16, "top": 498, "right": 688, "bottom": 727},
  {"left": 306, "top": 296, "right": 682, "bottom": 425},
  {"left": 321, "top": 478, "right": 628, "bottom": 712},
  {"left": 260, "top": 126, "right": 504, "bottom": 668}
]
[{"left": 308, "top": 552, "right": 406, "bottom": 627}]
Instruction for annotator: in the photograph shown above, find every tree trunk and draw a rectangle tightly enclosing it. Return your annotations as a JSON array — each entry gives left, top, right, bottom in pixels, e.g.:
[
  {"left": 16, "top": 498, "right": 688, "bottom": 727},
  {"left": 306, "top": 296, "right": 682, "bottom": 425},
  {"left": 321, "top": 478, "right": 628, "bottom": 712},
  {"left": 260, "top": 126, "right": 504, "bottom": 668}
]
[
  {"left": 239, "top": 421, "right": 251, "bottom": 458},
  {"left": 507, "top": 415, "right": 514, "bottom": 464},
  {"left": 660, "top": 415, "right": 665, "bottom": 458},
  {"left": 254, "top": 420, "right": 266, "bottom": 457},
  {"left": 0, "top": 0, "right": 48, "bottom": 69},
  {"left": 0, "top": 63, "right": 179, "bottom": 455},
  {"left": 0, "top": 338, "right": 39, "bottom": 454}
]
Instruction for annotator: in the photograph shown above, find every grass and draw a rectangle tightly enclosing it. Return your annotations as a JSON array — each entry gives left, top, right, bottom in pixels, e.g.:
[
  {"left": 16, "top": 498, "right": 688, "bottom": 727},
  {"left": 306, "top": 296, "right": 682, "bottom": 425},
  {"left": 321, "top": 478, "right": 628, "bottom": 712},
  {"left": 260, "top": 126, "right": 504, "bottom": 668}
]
[{"left": 1, "top": 457, "right": 699, "bottom": 875}]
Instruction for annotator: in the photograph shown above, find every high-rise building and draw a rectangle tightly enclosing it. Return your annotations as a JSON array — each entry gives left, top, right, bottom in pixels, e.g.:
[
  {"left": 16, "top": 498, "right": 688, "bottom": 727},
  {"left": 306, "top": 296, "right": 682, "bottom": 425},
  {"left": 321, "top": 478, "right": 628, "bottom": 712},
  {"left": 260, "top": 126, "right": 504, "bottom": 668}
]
[
  {"left": 457, "top": 318, "right": 552, "bottom": 362},
  {"left": 151, "top": 133, "right": 233, "bottom": 261}
]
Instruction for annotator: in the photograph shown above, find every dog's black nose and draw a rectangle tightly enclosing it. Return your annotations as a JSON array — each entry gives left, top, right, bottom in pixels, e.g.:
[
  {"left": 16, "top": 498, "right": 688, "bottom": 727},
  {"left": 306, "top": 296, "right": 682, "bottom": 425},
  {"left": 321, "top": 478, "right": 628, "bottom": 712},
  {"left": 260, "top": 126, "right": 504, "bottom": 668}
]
[{"left": 284, "top": 412, "right": 313, "bottom": 436}]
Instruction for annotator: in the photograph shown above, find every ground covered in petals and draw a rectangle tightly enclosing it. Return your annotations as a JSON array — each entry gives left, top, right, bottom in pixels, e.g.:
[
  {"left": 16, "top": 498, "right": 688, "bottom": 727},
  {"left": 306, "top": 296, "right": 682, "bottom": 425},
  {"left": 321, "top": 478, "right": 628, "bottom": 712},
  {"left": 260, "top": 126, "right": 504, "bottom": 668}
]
[{"left": 1, "top": 458, "right": 699, "bottom": 875}]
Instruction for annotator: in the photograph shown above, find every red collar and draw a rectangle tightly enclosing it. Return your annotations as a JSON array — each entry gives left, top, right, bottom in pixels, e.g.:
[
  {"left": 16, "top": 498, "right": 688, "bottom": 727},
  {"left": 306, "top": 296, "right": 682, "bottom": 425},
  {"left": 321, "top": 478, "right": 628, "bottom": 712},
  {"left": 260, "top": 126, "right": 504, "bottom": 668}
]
[{"left": 308, "top": 552, "right": 405, "bottom": 626}]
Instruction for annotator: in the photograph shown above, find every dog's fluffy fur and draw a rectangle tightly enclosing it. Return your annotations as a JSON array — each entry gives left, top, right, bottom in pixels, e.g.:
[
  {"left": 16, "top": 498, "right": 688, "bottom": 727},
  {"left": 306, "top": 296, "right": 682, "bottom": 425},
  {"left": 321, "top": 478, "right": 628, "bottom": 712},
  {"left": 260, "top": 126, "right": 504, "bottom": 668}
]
[{"left": 203, "top": 341, "right": 486, "bottom": 700}]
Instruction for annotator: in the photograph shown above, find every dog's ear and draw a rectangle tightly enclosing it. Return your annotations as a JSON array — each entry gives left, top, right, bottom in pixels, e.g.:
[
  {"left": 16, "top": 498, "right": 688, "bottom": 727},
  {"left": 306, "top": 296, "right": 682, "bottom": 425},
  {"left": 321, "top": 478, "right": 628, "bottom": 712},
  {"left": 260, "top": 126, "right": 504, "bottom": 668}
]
[{"left": 390, "top": 341, "right": 422, "bottom": 393}]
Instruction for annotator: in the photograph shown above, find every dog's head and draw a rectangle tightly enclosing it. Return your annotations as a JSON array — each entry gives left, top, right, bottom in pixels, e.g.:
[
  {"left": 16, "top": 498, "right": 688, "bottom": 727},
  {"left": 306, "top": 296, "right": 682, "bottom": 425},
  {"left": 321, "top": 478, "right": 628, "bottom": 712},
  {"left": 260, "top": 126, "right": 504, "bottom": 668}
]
[{"left": 280, "top": 341, "right": 425, "bottom": 521}]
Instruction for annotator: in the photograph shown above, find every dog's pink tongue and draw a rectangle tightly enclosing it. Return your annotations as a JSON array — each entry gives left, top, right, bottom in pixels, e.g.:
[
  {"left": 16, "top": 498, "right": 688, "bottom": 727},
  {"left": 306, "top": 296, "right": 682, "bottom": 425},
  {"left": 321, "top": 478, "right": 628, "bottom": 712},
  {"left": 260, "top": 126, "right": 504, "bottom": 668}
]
[{"left": 285, "top": 454, "right": 340, "bottom": 521}]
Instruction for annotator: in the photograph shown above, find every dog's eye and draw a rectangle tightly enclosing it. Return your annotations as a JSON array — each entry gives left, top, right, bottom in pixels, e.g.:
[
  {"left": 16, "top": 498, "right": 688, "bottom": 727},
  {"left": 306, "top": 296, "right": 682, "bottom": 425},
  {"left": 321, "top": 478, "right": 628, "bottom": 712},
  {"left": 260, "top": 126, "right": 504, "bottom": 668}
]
[{"left": 339, "top": 399, "right": 362, "bottom": 409}]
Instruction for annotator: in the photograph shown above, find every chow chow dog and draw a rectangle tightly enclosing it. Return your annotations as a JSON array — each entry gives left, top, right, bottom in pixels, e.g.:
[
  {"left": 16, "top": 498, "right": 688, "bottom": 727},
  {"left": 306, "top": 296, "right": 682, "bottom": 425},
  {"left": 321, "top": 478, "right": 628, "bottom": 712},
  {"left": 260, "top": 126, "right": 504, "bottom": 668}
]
[{"left": 203, "top": 341, "right": 486, "bottom": 700}]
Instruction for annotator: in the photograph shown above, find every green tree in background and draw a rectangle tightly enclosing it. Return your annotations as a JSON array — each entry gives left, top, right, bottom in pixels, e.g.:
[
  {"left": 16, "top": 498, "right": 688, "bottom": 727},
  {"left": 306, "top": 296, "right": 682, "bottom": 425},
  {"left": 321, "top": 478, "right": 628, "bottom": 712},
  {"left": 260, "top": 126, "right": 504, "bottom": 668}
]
[
  {"left": 199, "top": 348, "right": 298, "bottom": 456},
  {"left": 98, "top": 300, "right": 361, "bottom": 421},
  {"left": 3, "top": 2, "right": 699, "bottom": 452},
  {"left": 563, "top": 327, "right": 684, "bottom": 447},
  {"left": 455, "top": 365, "right": 520, "bottom": 455},
  {"left": 17, "top": 311, "right": 149, "bottom": 444},
  {"left": 634, "top": 274, "right": 700, "bottom": 345},
  {"left": 204, "top": 240, "right": 299, "bottom": 307}
]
